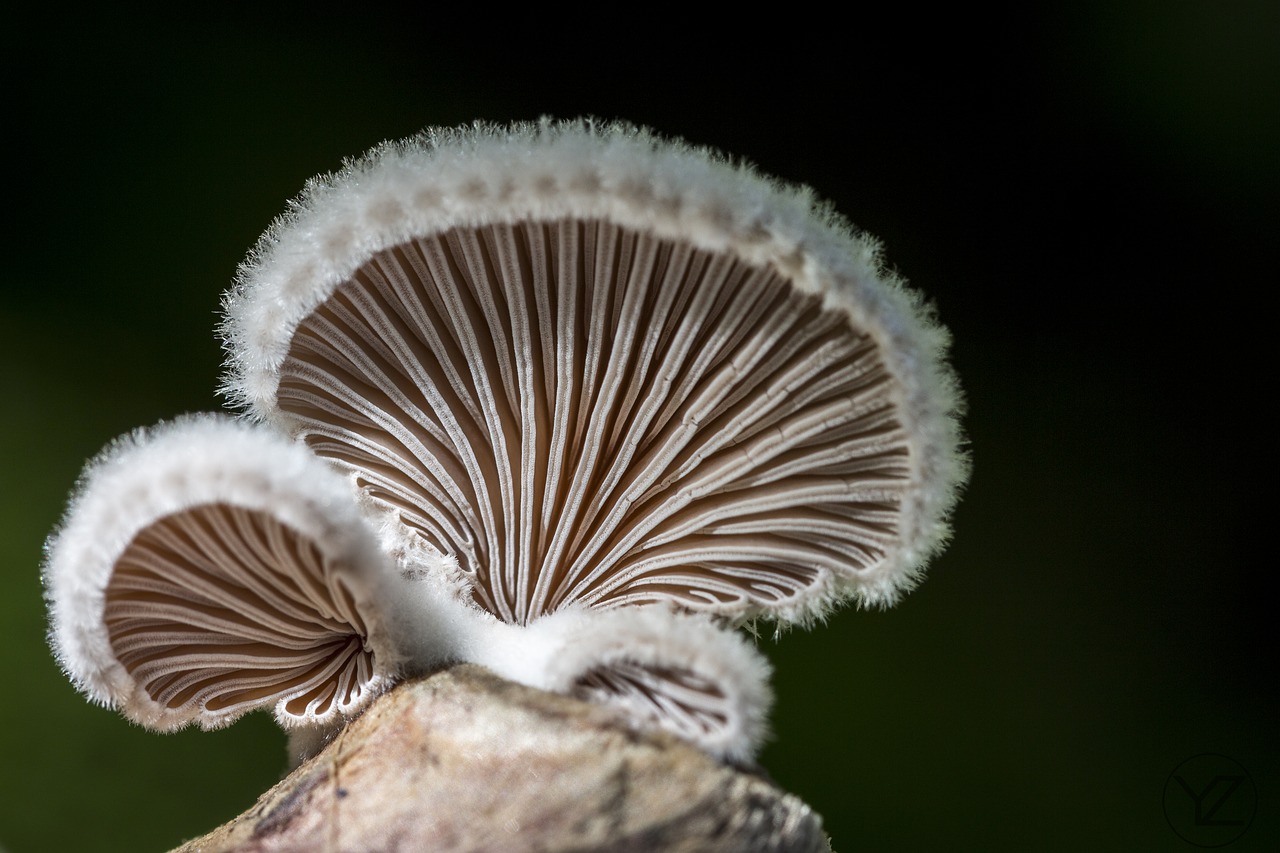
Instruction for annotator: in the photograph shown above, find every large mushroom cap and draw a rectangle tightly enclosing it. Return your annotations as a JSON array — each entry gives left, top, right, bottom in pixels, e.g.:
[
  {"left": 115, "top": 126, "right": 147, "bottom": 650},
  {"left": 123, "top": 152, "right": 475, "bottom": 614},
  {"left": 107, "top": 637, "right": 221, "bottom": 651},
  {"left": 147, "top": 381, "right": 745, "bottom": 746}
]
[
  {"left": 44, "top": 416, "right": 421, "bottom": 730},
  {"left": 222, "top": 120, "right": 967, "bottom": 627}
]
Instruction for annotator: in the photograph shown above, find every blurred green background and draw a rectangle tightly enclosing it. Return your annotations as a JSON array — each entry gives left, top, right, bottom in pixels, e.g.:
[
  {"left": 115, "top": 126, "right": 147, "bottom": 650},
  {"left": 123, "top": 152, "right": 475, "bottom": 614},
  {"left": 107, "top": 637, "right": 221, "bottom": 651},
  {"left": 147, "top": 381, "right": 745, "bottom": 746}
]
[{"left": 2, "top": 4, "right": 1274, "bottom": 851}]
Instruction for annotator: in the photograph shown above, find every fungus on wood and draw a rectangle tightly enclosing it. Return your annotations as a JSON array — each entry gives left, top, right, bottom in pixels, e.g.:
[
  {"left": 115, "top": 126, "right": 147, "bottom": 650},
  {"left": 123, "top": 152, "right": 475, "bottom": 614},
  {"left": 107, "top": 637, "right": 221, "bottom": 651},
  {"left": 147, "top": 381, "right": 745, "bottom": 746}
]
[{"left": 43, "top": 119, "right": 967, "bottom": 849}]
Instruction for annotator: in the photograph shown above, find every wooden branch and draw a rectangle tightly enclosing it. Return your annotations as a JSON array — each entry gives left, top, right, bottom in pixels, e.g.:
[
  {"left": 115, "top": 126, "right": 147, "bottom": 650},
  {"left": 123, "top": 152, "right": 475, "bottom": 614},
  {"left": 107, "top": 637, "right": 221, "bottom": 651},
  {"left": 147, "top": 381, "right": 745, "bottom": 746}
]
[{"left": 173, "top": 665, "right": 831, "bottom": 852}]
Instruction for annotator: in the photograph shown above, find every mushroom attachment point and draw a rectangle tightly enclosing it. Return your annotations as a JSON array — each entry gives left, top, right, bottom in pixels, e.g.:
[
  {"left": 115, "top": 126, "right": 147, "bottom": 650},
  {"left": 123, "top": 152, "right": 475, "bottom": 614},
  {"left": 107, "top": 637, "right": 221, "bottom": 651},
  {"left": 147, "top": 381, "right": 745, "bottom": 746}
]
[
  {"left": 44, "top": 416, "right": 451, "bottom": 731},
  {"left": 459, "top": 606, "right": 773, "bottom": 761}
]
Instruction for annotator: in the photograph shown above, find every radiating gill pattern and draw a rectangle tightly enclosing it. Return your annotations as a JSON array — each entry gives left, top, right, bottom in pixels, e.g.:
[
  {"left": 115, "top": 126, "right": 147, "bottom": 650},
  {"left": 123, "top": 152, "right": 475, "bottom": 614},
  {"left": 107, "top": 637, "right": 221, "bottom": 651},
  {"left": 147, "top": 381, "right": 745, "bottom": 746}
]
[
  {"left": 104, "top": 503, "right": 376, "bottom": 721},
  {"left": 573, "top": 661, "right": 731, "bottom": 745},
  {"left": 278, "top": 219, "right": 910, "bottom": 625}
]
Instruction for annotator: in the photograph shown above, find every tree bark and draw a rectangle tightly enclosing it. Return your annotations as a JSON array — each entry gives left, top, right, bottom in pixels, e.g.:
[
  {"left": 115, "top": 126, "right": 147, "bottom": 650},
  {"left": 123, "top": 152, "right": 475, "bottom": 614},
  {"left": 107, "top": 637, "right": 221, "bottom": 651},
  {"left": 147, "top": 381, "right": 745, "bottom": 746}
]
[{"left": 172, "top": 664, "right": 831, "bottom": 852}]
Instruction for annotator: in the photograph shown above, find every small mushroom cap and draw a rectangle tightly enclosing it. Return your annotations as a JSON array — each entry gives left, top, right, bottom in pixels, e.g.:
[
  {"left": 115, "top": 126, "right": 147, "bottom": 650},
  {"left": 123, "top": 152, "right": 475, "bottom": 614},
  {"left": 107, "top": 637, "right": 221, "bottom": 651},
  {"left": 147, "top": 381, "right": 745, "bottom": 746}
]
[
  {"left": 465, "top": 606, "right": 773, "bottom": 761},
  {"left": 43, "top": 415, "right": 445, "bottom": 730},
  {"left": 221, "top": 119, "right": 967, "bottom": 627}
]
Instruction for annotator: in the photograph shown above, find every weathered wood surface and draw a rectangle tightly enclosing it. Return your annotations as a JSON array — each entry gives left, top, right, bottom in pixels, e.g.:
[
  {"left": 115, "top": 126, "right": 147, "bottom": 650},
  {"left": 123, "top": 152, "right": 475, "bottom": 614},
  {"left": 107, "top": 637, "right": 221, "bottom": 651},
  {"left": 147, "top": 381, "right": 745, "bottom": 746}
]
[{"left": 173, "top": 664, "right": 831, "bottom": 852}]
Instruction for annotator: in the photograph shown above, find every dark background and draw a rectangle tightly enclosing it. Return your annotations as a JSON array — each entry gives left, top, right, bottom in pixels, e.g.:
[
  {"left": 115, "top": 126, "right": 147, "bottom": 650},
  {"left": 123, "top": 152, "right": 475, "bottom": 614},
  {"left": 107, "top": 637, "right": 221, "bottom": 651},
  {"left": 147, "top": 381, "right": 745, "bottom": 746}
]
[{"left": 1, "top": 4, "right": 1274, "bottom": 850}]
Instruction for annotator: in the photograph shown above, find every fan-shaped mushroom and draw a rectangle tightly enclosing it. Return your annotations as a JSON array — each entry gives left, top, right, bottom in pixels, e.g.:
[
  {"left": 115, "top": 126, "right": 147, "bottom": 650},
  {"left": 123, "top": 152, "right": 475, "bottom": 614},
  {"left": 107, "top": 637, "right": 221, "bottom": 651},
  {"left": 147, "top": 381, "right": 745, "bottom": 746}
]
[
  {"left": 223, "top": 120, "right": 966, "bottom": 628},
  {"left": 44, "top": 415, "right": 458, "bottom": 730}
]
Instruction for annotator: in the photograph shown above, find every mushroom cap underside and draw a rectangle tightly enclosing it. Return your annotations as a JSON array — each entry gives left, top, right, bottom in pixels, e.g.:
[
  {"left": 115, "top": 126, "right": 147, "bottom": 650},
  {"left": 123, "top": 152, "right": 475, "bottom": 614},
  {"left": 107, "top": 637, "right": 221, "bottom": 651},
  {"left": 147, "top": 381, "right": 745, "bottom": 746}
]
[
  {"left": 223, "top": 121, "right": 967, "bottom": 627},
  {"left": 44, "top": 416, "right": 405, "bottom": 730}
]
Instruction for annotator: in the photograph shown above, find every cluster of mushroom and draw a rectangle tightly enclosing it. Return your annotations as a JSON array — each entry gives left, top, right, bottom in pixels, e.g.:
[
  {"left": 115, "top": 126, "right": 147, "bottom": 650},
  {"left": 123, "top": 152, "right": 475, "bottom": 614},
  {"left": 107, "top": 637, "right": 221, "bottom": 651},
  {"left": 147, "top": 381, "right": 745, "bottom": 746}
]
[{"left": 44, "top": 120, "right": 966, "bottom": 763}]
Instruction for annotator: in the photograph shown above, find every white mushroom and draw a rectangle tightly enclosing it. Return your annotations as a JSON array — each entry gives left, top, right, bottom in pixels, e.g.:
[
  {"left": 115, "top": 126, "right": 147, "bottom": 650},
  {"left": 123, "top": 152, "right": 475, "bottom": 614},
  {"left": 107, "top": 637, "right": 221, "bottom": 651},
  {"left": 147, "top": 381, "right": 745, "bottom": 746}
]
[
  {"left": 466, "top": 606, "right": 772, "bottom": 762},
  {"left": 43, "top": 415, "right": 462, "bottom": 730},
  {"left": 46, "top": 119, "right": 965, "bottom": 764},
  {"left": 222, "top": 119, "right": 966, "bottom": 627}
]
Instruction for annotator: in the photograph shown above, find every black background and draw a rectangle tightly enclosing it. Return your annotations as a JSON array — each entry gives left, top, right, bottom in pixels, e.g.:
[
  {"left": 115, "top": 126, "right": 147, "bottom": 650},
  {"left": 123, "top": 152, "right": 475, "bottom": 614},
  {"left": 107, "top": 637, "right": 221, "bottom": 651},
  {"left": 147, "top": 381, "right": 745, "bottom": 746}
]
[{"left": 1, "top": 4, "right": 1274, "bottom": 850}]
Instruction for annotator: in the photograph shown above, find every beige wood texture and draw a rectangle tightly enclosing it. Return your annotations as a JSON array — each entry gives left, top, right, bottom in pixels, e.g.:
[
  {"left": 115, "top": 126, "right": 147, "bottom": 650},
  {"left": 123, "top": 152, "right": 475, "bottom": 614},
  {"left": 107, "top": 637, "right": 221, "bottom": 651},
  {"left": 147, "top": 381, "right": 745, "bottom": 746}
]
[{"left": 173, "top": 664, "right": 830, "bottom": 852}]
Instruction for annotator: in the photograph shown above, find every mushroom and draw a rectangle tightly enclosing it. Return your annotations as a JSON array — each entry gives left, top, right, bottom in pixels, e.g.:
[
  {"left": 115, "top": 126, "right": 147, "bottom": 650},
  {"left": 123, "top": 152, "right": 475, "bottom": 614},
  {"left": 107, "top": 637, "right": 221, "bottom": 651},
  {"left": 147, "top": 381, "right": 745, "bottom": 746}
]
[
  {"left": 222, "top": 119, "right": 965, "bottom": 626},
  {"left": 46, "top": 119, "right": 965, "bottom": 764},
  {"left": 43, "top": 415, "right": 444, "bottom": 730},
  {"left": 467, "top": 606, "right": 772, "bottom": 760}
]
